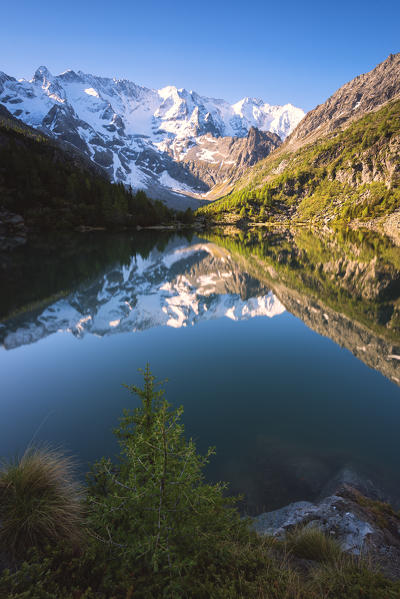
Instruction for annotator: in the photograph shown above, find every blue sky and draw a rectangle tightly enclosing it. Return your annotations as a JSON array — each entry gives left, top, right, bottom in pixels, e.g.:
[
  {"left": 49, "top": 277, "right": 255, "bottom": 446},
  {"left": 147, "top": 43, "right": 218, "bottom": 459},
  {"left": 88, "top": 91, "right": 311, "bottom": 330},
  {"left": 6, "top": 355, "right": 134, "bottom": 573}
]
[{"left": 1, "top": 0, "right": 399, "bottom": 111}]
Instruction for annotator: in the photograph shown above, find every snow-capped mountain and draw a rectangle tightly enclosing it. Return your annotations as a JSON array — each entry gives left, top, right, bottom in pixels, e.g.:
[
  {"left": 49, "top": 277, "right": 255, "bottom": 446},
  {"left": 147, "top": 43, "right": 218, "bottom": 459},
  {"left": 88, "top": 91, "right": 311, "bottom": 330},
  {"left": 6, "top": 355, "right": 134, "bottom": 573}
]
[
  {"left": 0, "top": 239, "right": 285, "bottom": 350},
  {"left": 0, "top": 67, "right": 305, "bottom": 208}
]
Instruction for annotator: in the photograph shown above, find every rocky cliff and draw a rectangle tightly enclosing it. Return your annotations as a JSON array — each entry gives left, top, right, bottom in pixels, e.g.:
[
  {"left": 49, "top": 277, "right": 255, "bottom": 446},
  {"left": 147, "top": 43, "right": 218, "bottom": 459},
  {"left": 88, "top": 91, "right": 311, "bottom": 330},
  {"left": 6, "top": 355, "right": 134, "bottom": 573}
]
[
  {"left": 286, "top": 53, "right": 400, "bottom": 150},
  {"left": 175, "top": 127, "right": 281, "bottom": 193}
]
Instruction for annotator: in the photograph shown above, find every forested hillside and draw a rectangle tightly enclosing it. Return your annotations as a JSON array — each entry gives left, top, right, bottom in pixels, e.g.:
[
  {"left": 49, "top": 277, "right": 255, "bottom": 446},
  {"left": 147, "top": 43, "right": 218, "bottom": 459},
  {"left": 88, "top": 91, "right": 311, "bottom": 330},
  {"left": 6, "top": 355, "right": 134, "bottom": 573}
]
[
  {"left": 0, "top": 106, "right": 173, "bottom": 230},
  {"left": 199, "top": 99, "right": 400, "bottom": 228}
]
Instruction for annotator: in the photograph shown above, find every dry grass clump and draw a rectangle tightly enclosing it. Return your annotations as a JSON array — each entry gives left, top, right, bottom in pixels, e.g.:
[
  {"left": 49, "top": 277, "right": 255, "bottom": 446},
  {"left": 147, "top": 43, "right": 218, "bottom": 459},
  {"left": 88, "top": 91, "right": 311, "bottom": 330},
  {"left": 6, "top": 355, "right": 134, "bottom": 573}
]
[
  {"left": 307, "top": 553, "right": 400, "bottom": 599},
  {"left": 0, "top": 447, "right": 84, "bottom": 560},
  {"left": 286, "top": 525, "right": 343, "bottom": 563}
]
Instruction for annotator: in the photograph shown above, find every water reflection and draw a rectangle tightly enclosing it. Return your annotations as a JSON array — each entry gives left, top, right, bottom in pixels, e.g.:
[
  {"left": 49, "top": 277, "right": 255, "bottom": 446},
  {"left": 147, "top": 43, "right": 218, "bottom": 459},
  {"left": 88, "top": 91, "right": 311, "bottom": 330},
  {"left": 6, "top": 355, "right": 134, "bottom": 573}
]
[
  {"left": 1, "top": 228, "right": 400, "bottom": 512},
  {"left": 1, "top": 234, "right": 284, "bottom": 349},
  {"left": 203, "top": 227, "right": 400, "bottom": 386},
  {"left": 1, "top": 228, "right": 399, "bottom": 386}
]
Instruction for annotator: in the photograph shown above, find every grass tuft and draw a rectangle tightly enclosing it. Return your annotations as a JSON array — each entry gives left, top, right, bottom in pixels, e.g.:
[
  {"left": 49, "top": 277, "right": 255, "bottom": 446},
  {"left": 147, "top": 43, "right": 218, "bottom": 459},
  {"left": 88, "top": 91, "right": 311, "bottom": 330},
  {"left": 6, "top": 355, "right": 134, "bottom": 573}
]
[
  {"left": 308, "top": 554, "right": 400, "bottom": 599},
  {"left": 286, "top": 526, "right": 343, "bottom": 563},
  {"left": 0, "top": 447, "right": 84, "bottom": 560}
]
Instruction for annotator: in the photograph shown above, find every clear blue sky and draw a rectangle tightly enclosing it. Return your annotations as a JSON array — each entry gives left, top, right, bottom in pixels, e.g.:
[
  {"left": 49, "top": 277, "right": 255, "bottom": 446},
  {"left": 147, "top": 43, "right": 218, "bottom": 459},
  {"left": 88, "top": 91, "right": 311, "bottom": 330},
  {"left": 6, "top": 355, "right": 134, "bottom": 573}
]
[{"left": 1, "top": 0, "right": 399, "bottom": 111}]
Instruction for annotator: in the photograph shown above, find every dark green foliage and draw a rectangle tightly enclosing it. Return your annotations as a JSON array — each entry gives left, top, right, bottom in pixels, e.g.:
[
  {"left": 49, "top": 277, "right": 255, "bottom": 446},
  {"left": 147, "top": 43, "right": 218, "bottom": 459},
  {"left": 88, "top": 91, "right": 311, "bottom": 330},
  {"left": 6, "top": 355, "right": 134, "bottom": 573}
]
[
  {"left": 87, "top": 365, "right": 249, "bottom": 591},
  {"left": 177, "top": 207, "right": 195, "bottom": 224},
  {"left": 0, "top": 119, "right": 173, "bottom": 229}
]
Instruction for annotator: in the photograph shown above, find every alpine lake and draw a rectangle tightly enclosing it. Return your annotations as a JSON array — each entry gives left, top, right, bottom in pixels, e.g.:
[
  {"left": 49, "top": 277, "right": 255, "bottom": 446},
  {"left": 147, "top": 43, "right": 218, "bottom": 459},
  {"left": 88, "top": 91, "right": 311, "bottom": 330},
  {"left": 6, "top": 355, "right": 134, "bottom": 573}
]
[{"left": 1, "top": 226, "right": 399, "bottom": 514}]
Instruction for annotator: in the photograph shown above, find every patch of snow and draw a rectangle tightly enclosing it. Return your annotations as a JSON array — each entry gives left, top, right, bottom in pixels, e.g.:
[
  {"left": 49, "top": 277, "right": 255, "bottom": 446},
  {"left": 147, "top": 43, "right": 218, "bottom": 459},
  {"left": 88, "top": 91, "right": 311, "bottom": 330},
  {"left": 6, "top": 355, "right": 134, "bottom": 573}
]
[
  {"left": 159, "top": 171, "right": 197, "bottom": 194},
  {"left": 84, "top": 87, "right": 100, "bottom": 98}
]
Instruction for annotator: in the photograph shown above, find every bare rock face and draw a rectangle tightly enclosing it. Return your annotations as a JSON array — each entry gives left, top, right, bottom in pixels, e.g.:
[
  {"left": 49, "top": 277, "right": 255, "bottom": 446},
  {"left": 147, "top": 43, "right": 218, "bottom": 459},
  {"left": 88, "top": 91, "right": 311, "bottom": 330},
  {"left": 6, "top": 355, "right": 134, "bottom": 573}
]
[
  {"left": 332, "top": 133, "right": 400, "bottom": 190},
  {"left": 286, "top": 53, "right": 400, "bottom": 150},
  {"left": 175, "top": 127, "right": 281, "bottom": 188}
]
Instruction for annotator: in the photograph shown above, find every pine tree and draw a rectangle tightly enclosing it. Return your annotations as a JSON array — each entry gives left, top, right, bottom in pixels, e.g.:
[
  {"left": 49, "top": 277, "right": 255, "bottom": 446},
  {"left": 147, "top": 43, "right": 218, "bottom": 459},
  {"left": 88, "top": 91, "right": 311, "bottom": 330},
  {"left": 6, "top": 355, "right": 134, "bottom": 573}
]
[{"left": 87, "top": 366, "right": 244, "bottom": 578}]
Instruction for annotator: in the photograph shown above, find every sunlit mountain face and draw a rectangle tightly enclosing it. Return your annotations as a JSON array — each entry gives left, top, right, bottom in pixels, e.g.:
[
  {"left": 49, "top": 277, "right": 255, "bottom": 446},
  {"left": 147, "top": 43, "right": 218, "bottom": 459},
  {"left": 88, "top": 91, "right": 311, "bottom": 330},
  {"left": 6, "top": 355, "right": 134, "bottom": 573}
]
[
  {"left": 0, "top": 235, "right": 285, "bottom": 350},
  {"left": 0, "top": 67, "right": 305, "bottom": 208}
]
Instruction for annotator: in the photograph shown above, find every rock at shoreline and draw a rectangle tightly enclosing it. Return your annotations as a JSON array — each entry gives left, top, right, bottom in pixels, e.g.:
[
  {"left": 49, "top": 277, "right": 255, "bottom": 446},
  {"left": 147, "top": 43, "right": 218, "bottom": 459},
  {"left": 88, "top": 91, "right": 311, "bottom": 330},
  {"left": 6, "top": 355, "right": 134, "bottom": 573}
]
[{"left": 253, "top": 475, "right": 400, "bottom": 580}]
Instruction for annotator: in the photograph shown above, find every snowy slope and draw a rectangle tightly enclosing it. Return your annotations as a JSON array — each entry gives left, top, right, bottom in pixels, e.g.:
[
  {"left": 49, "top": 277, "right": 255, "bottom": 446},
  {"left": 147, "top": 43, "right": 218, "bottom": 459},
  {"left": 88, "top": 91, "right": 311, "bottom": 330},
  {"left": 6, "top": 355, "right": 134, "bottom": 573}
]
[{"left": 0, "top": 67, "right": 305, "bottom": 207}]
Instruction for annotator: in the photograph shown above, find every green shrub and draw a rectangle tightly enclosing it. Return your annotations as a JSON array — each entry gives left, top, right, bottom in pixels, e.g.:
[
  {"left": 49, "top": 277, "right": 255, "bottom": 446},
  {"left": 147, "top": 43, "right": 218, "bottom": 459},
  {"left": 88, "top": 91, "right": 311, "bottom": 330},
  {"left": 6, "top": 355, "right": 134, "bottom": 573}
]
[{"left": 87, "top": 365, "right": 249, "bottom": 584}]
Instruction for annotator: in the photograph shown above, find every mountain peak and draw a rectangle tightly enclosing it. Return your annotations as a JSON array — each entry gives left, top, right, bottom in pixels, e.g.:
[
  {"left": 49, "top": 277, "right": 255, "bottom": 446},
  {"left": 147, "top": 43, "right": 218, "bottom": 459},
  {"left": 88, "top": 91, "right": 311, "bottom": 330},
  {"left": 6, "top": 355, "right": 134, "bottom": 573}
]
[
  {"left": 0, "top": 64, "right": 304, "bottom": 206},
  {"left": 33, "top": 65, "right": 52, "bottom": 82},
  {"left": 58, "top": 69, "right": 83, "bottom": 82}
]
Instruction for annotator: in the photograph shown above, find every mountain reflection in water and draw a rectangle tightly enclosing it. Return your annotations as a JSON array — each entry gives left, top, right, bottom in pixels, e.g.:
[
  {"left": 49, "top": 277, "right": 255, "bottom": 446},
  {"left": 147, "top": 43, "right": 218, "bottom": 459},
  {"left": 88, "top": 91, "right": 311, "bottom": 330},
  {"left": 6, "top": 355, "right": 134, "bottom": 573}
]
[
  {"left": 1, "top": 228, "right": 399, "bottom": 386},
  {"left": 1, "top": 228, "right": 399, "bottom": 513},
  {"left": 0, "top": 236, "right": 285, "bottom": 348}
]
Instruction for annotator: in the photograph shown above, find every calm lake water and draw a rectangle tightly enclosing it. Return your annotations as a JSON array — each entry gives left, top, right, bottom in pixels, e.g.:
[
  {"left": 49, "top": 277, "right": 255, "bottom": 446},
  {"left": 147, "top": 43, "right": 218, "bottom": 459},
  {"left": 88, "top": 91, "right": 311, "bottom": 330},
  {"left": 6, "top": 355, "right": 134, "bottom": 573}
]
[{"left": 1, "top": 228, "right": 399, "bottom": 513}]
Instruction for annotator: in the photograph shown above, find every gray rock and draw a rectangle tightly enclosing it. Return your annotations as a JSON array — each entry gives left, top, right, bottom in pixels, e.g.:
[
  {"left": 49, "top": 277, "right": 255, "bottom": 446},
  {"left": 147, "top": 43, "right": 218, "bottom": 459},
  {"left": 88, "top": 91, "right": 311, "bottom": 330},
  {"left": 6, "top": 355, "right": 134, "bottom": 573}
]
[
  {"left": 253, "top": 484, "right": 400, "bottom": 579},
  {"left": 253, "top": 494, "right": 374, "bottom": 554}
]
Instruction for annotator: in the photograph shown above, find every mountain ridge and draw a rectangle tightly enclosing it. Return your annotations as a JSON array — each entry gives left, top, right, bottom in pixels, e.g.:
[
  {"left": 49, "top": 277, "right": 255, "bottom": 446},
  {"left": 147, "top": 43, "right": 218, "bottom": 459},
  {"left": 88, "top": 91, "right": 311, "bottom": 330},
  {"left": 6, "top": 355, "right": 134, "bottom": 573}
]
[
  {"left": 285, "top": 53, "right": 400, "bottom": 150},
  {"left": 0, "top": 66, "right": 304, "bottom": 208},
  {"left": 0, "top": 104, "right": 174, "bottom": 232}
]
